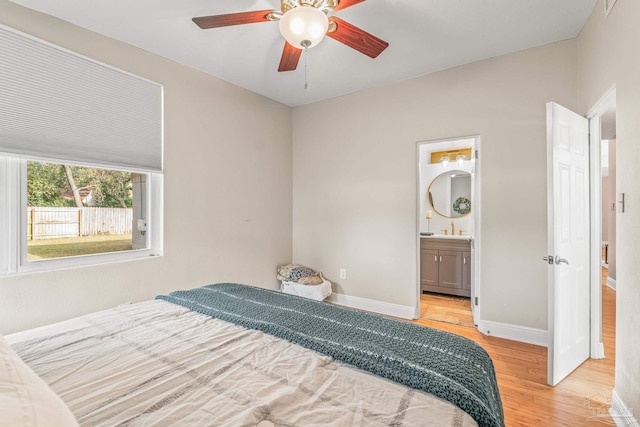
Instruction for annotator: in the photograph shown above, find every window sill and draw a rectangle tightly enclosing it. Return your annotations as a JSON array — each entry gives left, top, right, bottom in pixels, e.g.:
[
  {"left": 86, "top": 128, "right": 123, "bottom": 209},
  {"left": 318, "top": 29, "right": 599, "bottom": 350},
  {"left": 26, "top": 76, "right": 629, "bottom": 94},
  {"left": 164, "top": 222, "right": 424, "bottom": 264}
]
[{"left": 2, "top": 249, "right": 162, "bottom": 277}]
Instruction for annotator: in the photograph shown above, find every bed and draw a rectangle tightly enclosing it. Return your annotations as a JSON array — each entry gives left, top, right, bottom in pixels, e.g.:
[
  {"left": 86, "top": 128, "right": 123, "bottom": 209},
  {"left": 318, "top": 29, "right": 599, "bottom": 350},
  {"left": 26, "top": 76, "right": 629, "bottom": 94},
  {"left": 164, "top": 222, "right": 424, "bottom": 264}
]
[{"left": 4, "top": 283, "right": 504, "bottom": 427}]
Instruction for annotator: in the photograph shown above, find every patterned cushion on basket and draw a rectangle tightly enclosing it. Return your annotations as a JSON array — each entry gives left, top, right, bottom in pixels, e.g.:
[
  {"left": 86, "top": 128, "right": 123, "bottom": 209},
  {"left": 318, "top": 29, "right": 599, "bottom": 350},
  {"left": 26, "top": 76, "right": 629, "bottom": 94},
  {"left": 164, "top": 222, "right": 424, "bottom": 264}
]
[
  {"left": 297, "top": 275, "right": 324, "bottom": 285},
  {"left": 276, "top": 264, "right": 322, "bottom": 285}
]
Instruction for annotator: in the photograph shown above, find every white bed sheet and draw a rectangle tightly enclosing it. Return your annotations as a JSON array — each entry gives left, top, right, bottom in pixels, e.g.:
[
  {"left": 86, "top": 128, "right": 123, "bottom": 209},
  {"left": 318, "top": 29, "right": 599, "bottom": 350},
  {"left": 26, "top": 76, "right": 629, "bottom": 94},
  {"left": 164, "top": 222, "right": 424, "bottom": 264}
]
[{"left": 7, "top": 300, "right": 476, "bottom": 427}]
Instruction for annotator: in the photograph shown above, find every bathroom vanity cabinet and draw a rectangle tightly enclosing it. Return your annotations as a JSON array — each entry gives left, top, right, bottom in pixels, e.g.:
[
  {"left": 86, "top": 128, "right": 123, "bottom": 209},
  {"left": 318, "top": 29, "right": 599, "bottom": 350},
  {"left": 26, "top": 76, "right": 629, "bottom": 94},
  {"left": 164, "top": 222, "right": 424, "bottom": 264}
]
[{"left": 420, "top": 237, "right": 471, "bottom": 297}]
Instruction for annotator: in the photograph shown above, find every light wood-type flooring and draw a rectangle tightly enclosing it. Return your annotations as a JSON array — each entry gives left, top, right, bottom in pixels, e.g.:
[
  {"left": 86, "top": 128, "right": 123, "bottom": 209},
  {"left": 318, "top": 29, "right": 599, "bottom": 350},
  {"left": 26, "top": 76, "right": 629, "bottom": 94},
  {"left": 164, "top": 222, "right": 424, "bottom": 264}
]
[
  {"left": 413, "top": 268, "right": 616, "bottom": 426},
  {"left": 419, "top": 292, "right": 475, "bottom": 327}
]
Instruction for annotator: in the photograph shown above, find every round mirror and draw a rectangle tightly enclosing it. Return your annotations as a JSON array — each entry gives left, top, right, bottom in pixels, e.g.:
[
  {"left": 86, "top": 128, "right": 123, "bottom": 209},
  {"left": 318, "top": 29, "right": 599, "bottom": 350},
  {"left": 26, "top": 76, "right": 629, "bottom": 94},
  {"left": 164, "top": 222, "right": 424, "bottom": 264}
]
[{"left": 428, "top": 170, "right": 471, "bottom": 218}]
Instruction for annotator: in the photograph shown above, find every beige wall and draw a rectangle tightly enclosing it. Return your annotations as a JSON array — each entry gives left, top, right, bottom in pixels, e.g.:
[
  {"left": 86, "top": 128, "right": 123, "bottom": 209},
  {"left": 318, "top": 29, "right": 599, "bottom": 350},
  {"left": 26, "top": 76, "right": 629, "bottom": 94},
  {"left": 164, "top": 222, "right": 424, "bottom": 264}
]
[
  {"left": 0, "top": 1, "right": 293, "bottom": 334},
  {"left": 578, "top": 0, "right": 640, "bottom": 414},
  {"left": 292, "top": 40, "right": 577, "bottom": 330}
]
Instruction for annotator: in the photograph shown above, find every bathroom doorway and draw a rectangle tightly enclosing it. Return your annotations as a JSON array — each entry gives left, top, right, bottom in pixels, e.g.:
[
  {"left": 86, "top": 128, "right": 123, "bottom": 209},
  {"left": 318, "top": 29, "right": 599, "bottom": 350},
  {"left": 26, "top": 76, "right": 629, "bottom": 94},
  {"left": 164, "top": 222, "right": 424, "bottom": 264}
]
[{"left": 416, "top": 136, "right": 480, "bottom": 327}]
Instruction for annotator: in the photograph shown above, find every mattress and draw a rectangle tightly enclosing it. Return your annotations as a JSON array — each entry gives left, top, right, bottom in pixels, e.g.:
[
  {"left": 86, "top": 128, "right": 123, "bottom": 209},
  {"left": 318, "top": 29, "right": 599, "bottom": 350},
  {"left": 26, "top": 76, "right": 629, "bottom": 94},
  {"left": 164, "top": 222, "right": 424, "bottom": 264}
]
[{"left": 7, "top": 299, "right": 477, "bottom": 426}]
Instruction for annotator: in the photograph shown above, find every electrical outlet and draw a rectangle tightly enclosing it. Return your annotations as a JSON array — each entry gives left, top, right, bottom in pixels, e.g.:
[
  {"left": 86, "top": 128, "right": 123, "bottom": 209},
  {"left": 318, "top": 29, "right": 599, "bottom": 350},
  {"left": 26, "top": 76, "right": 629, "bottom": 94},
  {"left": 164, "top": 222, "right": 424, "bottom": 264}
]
[{"left": 339, "top": 268, "right": 347, "bottom": 280}]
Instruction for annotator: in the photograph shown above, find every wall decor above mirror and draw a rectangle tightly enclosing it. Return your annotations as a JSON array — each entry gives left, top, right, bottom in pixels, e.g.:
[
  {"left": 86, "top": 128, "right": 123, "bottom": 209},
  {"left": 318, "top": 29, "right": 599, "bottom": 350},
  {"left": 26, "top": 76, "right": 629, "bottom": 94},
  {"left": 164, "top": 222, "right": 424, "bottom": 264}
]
[{"left": 428, "top": 170, "right": 471, "bottom": 218}]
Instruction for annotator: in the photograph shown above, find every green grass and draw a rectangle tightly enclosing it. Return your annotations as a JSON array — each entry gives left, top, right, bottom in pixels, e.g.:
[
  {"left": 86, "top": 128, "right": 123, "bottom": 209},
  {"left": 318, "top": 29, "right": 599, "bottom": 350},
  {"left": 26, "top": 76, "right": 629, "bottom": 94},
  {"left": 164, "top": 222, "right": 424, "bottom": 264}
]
[{"left": 27, "top": 234, "right": 133, "bottom": 260}]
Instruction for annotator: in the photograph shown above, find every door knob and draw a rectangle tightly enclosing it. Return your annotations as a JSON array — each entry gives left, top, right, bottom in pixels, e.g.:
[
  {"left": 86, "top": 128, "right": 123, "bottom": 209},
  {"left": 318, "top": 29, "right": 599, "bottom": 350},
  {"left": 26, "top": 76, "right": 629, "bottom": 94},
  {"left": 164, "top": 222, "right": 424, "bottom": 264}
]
[
  {"left": 554, "top": 256, "right": 569, "bottom": 265},
  {"left": 542, "top": 256, "right": 552, "bottom": 264}
]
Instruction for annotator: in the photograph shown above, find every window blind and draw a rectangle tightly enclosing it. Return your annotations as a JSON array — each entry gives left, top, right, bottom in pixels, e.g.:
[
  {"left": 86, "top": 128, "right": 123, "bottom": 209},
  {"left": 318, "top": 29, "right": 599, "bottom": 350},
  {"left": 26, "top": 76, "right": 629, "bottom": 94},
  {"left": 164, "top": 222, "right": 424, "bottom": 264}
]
[{"left": 0, "top": 25, "right": 163, "bottom": 172}]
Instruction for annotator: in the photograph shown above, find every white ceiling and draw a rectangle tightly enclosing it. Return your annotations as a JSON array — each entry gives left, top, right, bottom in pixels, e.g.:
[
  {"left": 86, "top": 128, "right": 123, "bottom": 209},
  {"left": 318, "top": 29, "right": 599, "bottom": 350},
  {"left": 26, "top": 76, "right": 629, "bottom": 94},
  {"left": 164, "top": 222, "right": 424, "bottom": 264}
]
[{"left": 10, "top": 0, "right": 597, "bottom": 106}]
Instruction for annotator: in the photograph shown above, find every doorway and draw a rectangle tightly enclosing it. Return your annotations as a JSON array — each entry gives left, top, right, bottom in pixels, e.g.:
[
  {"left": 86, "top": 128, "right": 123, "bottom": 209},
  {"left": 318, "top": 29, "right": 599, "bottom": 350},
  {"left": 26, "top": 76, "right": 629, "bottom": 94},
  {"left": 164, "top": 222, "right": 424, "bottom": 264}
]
[
  {"left": 416, "top": 136, "right": 480, "bottom": 327},
  {"left": 587, "top": 88, "right": 617, "bottom": 361}
]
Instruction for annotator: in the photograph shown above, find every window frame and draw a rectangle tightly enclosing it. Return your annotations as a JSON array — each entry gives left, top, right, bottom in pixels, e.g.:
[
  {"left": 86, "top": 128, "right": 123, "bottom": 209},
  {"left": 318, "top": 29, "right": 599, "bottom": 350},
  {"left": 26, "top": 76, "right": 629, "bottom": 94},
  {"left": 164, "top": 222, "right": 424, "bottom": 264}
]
[{"left": 0, "top": 156, "right": 163, "bottom": 276}]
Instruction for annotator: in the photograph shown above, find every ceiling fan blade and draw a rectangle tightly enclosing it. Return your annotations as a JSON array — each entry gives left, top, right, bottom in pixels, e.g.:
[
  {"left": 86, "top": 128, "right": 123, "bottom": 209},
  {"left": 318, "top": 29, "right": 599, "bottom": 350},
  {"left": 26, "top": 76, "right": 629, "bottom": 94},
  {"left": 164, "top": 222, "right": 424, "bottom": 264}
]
[
  {"left": 278, "top": 42, "right": 302, "bottom": 72},
  {"left": 193, "top": 10, "right": 274, "bottom": 29},
  {"left": 334, "top": 0, "right": 366, "bottom": 11},
  {"left": 327, "top": 17, "right": 389, "bottom": 58}
]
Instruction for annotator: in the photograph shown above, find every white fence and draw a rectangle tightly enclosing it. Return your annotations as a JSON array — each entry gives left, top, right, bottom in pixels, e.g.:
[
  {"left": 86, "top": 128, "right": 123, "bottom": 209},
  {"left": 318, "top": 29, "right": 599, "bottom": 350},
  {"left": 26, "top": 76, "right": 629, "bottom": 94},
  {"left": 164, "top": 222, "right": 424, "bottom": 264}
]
[{"left": 28, "top": 207, "right": 133, "bottom": 240}]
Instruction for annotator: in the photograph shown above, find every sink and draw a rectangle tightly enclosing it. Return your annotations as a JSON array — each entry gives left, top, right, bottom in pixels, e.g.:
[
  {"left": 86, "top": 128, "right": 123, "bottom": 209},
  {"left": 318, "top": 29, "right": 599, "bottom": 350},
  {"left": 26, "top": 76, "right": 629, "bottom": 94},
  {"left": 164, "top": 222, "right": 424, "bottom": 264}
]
[{"left": 420, "top": 234, "right": 472, "bottom": 240}]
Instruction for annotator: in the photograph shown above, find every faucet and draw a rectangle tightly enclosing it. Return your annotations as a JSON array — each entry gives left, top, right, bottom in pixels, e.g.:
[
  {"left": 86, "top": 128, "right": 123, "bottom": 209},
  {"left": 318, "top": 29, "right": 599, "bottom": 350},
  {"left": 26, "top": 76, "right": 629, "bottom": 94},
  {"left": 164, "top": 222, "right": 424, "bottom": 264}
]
[{"left": 451, "top": 221, "right": 455, "bottom": 236}]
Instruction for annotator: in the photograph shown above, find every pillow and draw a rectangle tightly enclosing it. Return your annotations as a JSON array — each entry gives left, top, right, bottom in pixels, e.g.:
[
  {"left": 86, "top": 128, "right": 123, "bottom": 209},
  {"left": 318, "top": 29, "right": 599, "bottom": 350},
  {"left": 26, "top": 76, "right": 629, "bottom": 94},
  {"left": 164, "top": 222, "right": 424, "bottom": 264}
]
[
  {"left": 297, "top": 275, "right": 324, "bottom": 285},
  {"left": 276, "top": 263, "right": 323, "bottom": 284},
  {"left": 0, "top": 333, "right": 79, "bottom": 427}
]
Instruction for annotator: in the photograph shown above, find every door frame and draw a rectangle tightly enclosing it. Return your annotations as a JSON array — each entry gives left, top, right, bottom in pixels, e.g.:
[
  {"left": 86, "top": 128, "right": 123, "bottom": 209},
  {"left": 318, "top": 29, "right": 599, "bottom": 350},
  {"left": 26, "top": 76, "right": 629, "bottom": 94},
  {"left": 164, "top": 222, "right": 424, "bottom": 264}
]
[
  {"left": 586, "top": 86, "right": 616, "bottom": 359},
  {"left": 415, "top": 135, "right": 481, "bottom": 325}
]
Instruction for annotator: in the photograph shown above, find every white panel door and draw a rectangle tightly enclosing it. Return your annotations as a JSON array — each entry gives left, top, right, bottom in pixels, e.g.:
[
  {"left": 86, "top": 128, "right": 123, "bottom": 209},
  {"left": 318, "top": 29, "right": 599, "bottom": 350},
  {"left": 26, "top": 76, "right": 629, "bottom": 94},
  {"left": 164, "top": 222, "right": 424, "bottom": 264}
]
[{"left": 546, "top": 102, "right": 590, "bottom": 386}]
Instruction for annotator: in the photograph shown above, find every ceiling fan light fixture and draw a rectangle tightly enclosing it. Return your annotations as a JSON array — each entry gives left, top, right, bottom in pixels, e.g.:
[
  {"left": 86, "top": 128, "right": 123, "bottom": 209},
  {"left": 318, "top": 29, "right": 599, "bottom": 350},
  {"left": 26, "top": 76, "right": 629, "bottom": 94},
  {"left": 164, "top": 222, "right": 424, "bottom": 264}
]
[{"left": 278, "top": 6, "right": 329, "bottom": 49}]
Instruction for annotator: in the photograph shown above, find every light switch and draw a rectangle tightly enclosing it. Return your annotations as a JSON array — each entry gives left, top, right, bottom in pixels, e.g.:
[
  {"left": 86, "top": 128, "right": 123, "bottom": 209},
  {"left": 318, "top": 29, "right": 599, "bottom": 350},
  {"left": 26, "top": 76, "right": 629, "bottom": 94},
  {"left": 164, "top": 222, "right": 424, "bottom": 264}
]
[{"left": 617, "top": 193, "right": 625, "bottom": 213}]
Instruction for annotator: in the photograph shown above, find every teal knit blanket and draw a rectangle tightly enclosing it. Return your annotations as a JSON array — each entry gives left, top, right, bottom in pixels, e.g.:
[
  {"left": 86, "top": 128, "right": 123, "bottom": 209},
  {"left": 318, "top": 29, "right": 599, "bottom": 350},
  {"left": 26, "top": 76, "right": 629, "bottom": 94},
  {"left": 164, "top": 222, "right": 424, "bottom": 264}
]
[{"left": 157, "top": 283, "right": 504, "bottom": 427}]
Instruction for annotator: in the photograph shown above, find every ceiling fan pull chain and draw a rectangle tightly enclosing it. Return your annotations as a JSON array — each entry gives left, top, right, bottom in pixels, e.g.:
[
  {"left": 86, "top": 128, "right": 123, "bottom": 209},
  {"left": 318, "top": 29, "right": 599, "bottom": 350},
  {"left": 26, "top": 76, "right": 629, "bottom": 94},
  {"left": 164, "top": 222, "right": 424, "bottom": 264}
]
[
  {"left": 304, "top": 48, "right": 308, "bottom": 90},
  {"left": 300, "top": 40, "right": 311, "bottom": 90}
]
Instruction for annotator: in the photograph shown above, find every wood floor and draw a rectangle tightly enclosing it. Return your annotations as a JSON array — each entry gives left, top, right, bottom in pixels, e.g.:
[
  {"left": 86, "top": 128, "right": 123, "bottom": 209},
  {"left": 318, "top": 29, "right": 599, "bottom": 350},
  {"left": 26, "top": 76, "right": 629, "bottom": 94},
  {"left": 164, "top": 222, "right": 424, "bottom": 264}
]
[
  {"left": 412, "top": 269, "right": 616, "bottom": 426},
  {"left": 419, "top": 292, "right": 474, "bottom": 327}
]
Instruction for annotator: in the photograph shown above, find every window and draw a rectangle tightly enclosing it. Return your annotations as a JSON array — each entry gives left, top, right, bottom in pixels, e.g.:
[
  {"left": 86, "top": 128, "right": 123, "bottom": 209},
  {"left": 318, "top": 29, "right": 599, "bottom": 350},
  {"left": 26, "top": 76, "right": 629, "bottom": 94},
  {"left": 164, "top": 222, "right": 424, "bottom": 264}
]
[
  {"left": 0, "top": 157, "right": 162, "bottom": 275},
  {"left": 27, "top": 161, "right": 141, "bottom": 261},
  {"left": 0, "top": 25, "right": 163, "bottom": 276}
]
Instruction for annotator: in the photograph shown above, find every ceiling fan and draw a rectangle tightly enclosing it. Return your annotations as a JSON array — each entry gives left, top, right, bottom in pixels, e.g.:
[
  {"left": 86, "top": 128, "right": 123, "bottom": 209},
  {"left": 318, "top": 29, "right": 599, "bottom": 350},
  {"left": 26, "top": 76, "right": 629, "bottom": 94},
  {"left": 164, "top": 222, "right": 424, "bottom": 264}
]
[{"left": 192, "top": 0, "right": 389, "bottom": 72}]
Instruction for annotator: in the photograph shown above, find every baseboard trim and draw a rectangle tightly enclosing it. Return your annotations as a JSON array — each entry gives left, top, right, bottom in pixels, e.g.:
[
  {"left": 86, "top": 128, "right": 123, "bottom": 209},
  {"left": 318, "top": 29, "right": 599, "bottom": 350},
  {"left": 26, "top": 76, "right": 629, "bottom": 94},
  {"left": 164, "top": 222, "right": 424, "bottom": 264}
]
[
  {"left": 477, "top": 320, "right": 548, "bottom": 347},
  {"left": 327, "top": 292, "right": 416, "bottom": 319},
  {"left": 593, "top": 341, "right": 605, "bottom": 359},
  {"left": 607, "top": 277, "right": 617, "bottom": 291},
  {"left": 610, "top": 389, "right": 639, "bottom": 427}
]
